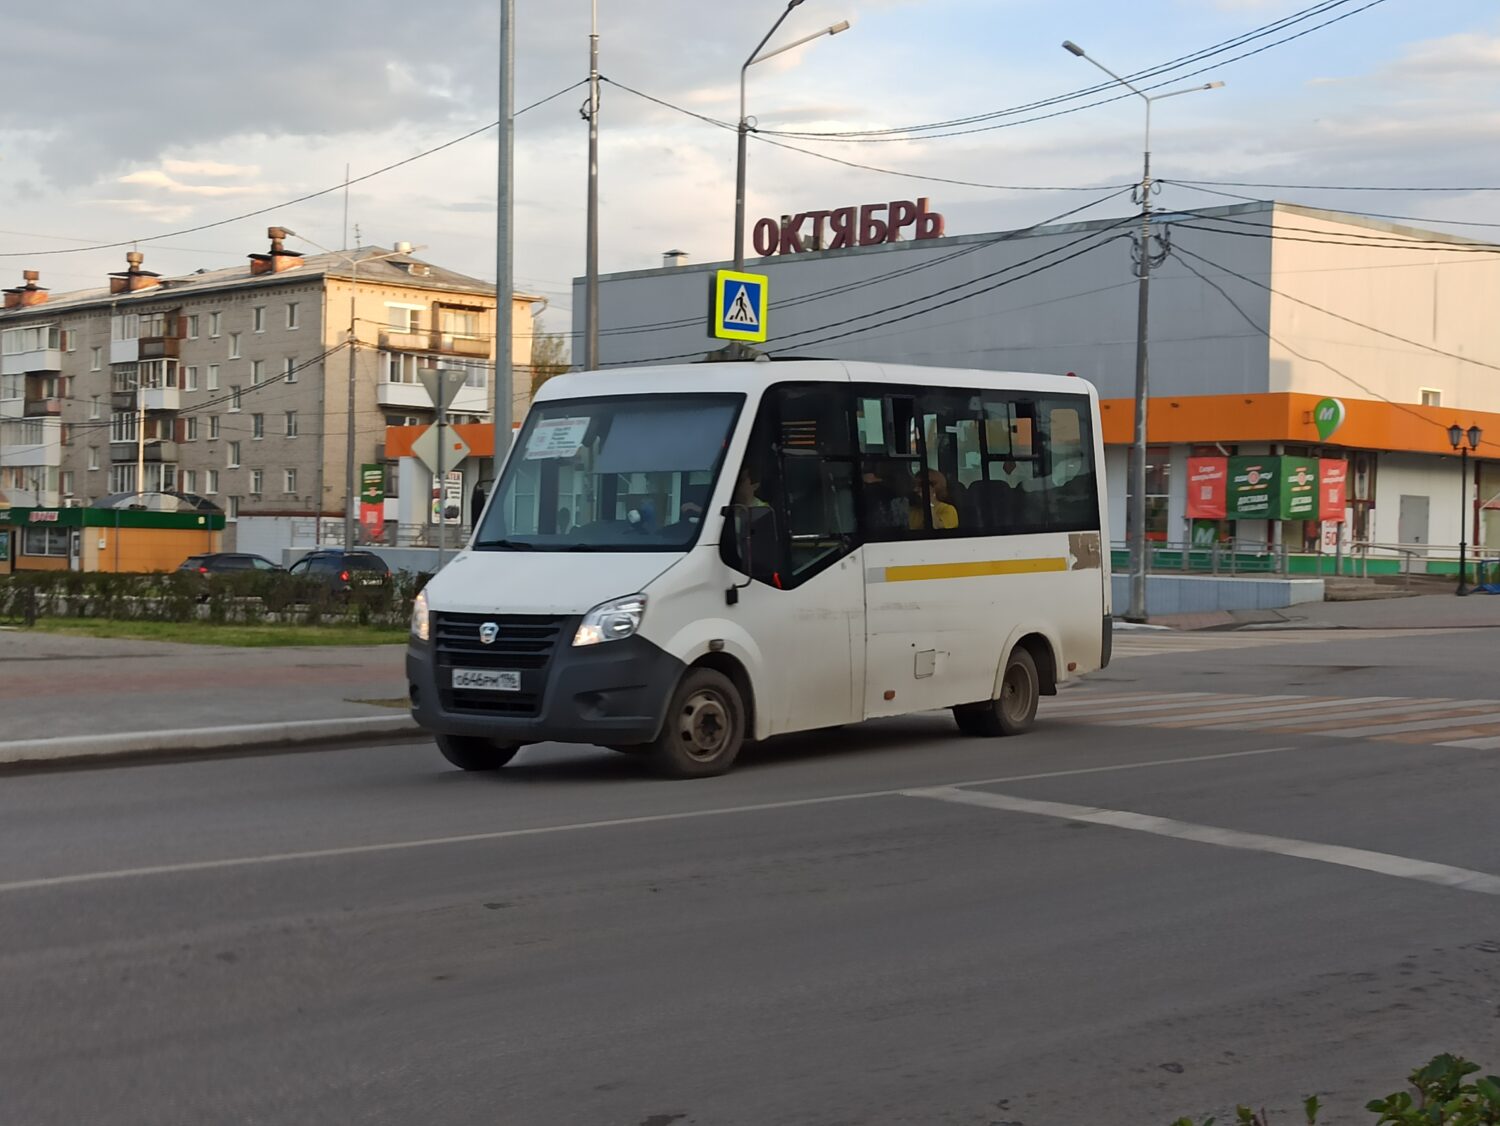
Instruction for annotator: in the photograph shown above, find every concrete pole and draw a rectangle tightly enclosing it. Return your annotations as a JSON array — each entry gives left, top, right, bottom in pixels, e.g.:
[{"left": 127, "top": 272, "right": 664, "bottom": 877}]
[
  {"left": 583, "top": 0, "right": 600, "bottom": 370},
  {"left": 342, "top": 261, "right": 358, "bottom": 548},
  {"left": 1126, "top": 143, "right": 1152, "bottom": 623},
  {"left": 436, "top": 367, "right": 447, "bottom": 570},
  {"left": 494, "top": 0, "right": 516, "bottom": 477}
]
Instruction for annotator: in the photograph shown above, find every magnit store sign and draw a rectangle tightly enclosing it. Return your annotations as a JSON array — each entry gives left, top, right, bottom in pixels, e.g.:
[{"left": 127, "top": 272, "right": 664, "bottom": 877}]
[{"left": 1228, "top": 457, "right": 1277, "bottom": 518}]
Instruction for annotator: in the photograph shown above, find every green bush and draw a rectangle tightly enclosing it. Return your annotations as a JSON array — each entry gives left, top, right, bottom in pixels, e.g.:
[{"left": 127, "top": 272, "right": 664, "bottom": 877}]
[
  {"left": 0, "top": 569, "right": 415, "bottom": 628},
  {"left": 1171, "top": 1054, "right": 1499, "bottom": 1125}
]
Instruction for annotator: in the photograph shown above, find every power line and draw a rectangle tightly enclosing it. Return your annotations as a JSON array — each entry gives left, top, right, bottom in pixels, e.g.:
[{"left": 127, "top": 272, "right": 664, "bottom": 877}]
[
  {"left": 0, "top": 80, "right": 588, "bottom": 259},
  {"left": 1170, "top": 250, "right": 1500, "bottom": 455},
  {"left": 758, "top": 0, "right": 1390, "bottom": 144},
  {"left": 602, "top": 77, "right": 1127, "bottom": 193},
  {"left": 1173, "top": 178, "right": 1500, "bottom": 193},
  {"left": 1163, "top": 180, "right": 1500, "bottom": 231},
  {"left": 1171, "top": 243, "right": 1500, "bottom": 377}
]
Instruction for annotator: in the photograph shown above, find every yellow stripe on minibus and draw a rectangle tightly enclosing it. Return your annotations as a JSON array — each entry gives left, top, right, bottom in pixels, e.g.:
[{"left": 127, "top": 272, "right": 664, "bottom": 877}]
[{"left": 879, "top": 557, "right": 1069, "bottom": 583}]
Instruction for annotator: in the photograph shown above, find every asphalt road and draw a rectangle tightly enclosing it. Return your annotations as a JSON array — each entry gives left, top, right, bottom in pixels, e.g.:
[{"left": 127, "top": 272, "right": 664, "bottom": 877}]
[{"left": 4, "top": 627, "right": 1500, "bottom": 1126}]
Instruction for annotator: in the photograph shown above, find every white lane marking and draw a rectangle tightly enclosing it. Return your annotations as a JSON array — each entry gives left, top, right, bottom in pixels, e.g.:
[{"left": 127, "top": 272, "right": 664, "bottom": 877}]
[
  {"left": 904, "top": 786, "right": 1500, "bottom": 897},
  {"left": 1196, "top": 697, "right": 1474, "bottom": 731},
  {"left": 1045, "top": 691, "right": 1212, "bottom": 710},
  {"left": 0, "top": 745, "right": 1298, "bottom": 896},
  {"left": 1336, "top": 710, "right": 1500, "bottom": 738},
  {"left": 1043, "top": 694, "right": 1267, "bottom": 716},
  {"left": 1439, "top": 734, "right": 1500, "bottom": 749},
  {"left": 1106, "top": 696, "right": 1398, "bottom": 727}
]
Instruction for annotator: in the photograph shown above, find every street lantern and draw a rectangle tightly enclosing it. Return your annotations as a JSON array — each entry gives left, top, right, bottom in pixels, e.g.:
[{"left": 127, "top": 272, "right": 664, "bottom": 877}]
[{"left": 1448, "top": 422, "right": 1482, "bottom": 596}]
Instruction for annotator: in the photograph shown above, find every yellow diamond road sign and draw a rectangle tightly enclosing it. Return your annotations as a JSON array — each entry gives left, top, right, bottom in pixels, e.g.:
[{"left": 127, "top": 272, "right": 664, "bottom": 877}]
[{"left": 712, "top": 269, "right": 768, "bottom": 344}]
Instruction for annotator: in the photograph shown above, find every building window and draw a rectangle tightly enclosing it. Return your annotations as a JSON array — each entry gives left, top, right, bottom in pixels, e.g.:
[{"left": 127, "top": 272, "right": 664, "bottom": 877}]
[
  {"left": 383, "top": 352, "right": 419, "bottom": 384},
  {"left": 250, "top": 469, "right": 264, "bottom": 494},
  {"left": 252, "top": 413, "right": 265, "bottom": 439},
  {"left": 187, "top": 314, "right": 199, "bottom": 339},
  {"left": 209, "top": 415, "right": 221, "bottom": 440},
  {"left": 185, "top": 416, "right": 199, "bottom": 441},
  {"left": 88, "top": 446, "right": 100, "bottom": 471},
  {"left": 252, "top": 306, "right": 265, "bottom": 333},
  {"left": 209, "top": 311, "right": 222, "bottom": 338},
  {"left": 109, "top": 464, "right": 136, "bottom": 494},
  {"left": 207, "top": 363, "right": 220, "bottom": 391},
  {"left": 387, "top": 305, "right": 421, "bottom": 332},
  {"left": 229, "top": 385, "right": 242, "bottom": 412},
  {"left": 285, "top": 410, "right": 298, "bottom": 437},
  {"left": 90, "top": 346, "right": 102, "bottom": 371},
  {"left": 90, "top": 395, "right": 101, "bottom": 420},
  {"left": 228, "top": 441, "right": 241, "bottom": 468},
  {"left": 1123, "top": 445, "right": 1173, "bottom": 543},
  {"left": 250, "top": 359, "right": 264, "bottom": 385},
  {"left": 60, "top": 470, "right": 74, "bottom": 496},
  {"left": 62, "top": 329, "right": 76, "bottom": 353},
  {"left": 1421, "top": 388, "right": 1442, "bottom": 407},
  {"left": 284, "top": 468, "right": 297, "bottom": 494},
  {"left": 205, "top": 469, "right": 219, "bottom": 494},
  {"left": 228, "top": 332, "right": 241, "bottom": 359},
  {"left": 110, "top": 410, "right": 138, "bottom": 443},
  {"left": 23, "top": 526, "right": 70, "bottom": 557},
  {"left": 182, "top": 469, "right": 197, "bottom": 494},
  {"left": 287, "top": 302, "right": 300, "bottom": 330},
  {"left": 283, "top": 356, "right": 298, "bottom": 383},
  {"left": 227, "top": 496, "right": 240, "bottom": 522},
  {"left": 184, "top": 366, "right": 198, "bottom": 392}
]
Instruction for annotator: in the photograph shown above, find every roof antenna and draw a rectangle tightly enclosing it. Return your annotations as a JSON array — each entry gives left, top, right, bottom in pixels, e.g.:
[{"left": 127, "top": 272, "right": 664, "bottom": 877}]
[{"left": 353, "top": 222, "right": 362, "bottom": 250}]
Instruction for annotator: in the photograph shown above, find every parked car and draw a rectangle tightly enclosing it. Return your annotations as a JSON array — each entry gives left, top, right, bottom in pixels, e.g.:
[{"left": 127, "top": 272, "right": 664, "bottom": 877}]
[
  {"left": 178, "top": 552, "right": 284, "bottom": 574},
  {"left": 285, "top": 549, "right": 392, "bottom": 594}
]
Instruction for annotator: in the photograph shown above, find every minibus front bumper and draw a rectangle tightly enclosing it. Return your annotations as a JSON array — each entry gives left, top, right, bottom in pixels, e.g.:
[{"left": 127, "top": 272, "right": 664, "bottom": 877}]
[{"left": 406, "top": 616, "right": 684, "bottom": 747}]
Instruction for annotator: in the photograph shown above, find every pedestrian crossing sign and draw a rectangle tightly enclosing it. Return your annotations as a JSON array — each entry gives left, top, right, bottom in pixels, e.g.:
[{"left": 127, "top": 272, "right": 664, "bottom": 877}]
[{"left": 712, "top": 269, "right": 768, "bottom": 343}]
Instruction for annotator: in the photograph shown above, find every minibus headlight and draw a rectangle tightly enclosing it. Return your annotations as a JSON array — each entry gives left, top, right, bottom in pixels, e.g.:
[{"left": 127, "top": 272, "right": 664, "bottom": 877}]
[
  {"left": 573, "top": 594, "right": 647, "bottom": 647},
  {"left": 410, "top": 588, "right": 430, "bottom": 642}
]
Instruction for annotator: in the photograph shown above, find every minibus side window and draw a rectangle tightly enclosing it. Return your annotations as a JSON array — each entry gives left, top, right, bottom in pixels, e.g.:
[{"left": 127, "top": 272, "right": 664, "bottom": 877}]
[
  {"left": 777, "top": 385, "right": 857, "bottom": 583},
  {"left": 720, "top": 404, "right": 786, "bottom": 584}
]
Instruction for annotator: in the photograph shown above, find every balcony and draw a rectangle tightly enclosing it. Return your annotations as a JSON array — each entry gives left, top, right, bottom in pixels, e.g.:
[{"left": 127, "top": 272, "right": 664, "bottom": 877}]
[
  {"left": 376, "top": 380, "right": 490, "bottom": 416},
  {"left": 379, "top": 330, "right": 429, "bottom": 353},
  {"left": 0, "top": 346, "right": 62, "bottom": 377},
  {"left": 436, "top": 334, "right": 489, "bottom": 358},
  {"left": 139, "top": 336, "right": 180, "bottom": 360},
  {"left": 378, "top": 330, "right": 490, "bottom": 359},
  {"left": 23, "top": 397, "right": 62, "bottom": 417},
  {"left": 110, "top": 338, "right": 139, "bottom": 365},
  {"left": 1, "top": 418, "right": 63, "bottom": 468},
  {"left": 110, "top": 439, "right": 178, "bottom": 463},
  {"left": 142, "top": 386, "right": 181, "bottom": 412}
]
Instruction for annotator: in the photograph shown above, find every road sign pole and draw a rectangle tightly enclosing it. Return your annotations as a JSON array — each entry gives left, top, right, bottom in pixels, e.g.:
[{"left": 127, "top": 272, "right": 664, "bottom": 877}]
[{"left": 436, "top": 368, "right": 447, "bottom": 571}]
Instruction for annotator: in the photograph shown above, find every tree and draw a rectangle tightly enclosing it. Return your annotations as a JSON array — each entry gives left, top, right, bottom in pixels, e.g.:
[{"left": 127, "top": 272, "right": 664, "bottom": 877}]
[{"left": 529, "top": 329, "right": 571, "bottom": 395}]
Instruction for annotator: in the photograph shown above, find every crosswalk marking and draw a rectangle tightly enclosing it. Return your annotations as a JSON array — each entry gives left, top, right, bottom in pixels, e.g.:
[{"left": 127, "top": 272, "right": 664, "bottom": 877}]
[{"left": 1042, "top": 689, "right": 1500, "bottom": 748}]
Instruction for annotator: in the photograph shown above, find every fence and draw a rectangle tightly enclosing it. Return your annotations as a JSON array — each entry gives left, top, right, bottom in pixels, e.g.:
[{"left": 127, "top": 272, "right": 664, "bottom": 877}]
[{"left": 1110, "top": 539, "right": 1500, "bottom": 582}]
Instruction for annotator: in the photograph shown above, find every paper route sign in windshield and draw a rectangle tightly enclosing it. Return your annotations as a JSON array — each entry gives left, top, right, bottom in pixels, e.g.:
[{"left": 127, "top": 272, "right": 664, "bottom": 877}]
[{"left": 525, "top": 417, "right": 591, "bottom": 459}]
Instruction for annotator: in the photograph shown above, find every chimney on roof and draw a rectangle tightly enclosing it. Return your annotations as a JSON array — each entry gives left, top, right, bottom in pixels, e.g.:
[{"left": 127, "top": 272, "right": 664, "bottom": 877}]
[
  {"left": 249, "top": 225, "right": 305, "bottom": 275},
  {"left": 109, "top": 250, "right": 162, "bottom": 294},
  {"left": 662, "top": 249, "right": 688, "bottom": 268},
  {"left": 2, "top": 269, "right": 49, "bottom": 309}
]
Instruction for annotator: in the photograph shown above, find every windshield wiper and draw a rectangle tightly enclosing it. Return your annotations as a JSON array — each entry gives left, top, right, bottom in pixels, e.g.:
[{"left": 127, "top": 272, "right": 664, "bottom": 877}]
[
  {"left": 565, "top": 543, "right": 598, "bottom": 552},
  {"left": 473, "top": 538, "right": 536, "bottom": 551}
]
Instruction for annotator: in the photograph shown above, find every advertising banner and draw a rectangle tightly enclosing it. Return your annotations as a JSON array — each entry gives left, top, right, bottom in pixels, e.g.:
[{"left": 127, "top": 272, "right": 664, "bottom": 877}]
[
  {"left": 358, "top": 463, "right": 384, "bottom": 536},
  {"left": 1186, "top": 457, "right": 1228, "bottom": 519},
  {"left": 1319, "top": 459, "right": 1349, "bottom": 522},
  {"left": 1228, "top": 456, "right": 1277, "bottom": 519},
  {"left": 1281, "top": 456, "right": 1318, "bottom": 520}
]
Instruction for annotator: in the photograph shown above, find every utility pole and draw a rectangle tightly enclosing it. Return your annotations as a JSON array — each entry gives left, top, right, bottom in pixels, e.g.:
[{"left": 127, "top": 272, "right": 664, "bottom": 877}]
[
  {"left": 583, "top": 0, "right": 600, "bottom": 370},
  {"left": 494, "top": 0, "right": 516, "bottom": 478},
  {"left": 136, "top": 371, "right": 146, "bottom": 507},
  {"left": 436, "top": 367, "right": 448, "bottom": 569},
  {"left": 343, "top": 257, "right": 359, "bottom": 549}
]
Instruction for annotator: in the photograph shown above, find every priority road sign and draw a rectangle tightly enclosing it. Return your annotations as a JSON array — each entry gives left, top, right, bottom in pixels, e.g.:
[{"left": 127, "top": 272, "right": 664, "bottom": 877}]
[
  {"left": 712, "top": 269, "right": 768, "bottom": 343},
  {"left": 410, "top": 425, "right": 470, "bottom": 477}
]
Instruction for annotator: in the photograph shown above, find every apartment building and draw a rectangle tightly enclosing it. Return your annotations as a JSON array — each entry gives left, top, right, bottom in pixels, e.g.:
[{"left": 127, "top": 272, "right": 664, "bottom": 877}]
[{"left": 0, "top": 228, "right": 540, "bottom": 550}]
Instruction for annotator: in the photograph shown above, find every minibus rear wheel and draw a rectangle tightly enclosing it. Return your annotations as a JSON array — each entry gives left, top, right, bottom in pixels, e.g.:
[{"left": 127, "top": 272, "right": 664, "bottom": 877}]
[
  {"left": 953, "top": 647, "right": 1039, "bottom": 737},
  {"left": 436, "top": 734, "right": 521, "bottom": 771},
  {"left": 647, "top": 668, "right": 746, "bottom": 778}
]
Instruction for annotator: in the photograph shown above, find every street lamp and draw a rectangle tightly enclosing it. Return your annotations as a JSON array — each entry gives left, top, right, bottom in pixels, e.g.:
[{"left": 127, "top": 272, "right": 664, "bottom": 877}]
[
  {"left": 282, "top": 230, "right": 426, "bottom": 549},
  {"left": 734, "top": 3, "right": 851, "bottom": 271},
  {"left": 1448, "top": 422, "right": 1482, "bottom": 596},
  {"left": 1063, "top": 39, "right": 1223, "bottom": 622}
]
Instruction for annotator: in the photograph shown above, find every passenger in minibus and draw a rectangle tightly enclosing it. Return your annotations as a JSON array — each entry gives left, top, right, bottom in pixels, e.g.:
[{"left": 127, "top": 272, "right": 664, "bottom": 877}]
[{"left": 911, "top": 469, "right": 960, "bottom": 530}]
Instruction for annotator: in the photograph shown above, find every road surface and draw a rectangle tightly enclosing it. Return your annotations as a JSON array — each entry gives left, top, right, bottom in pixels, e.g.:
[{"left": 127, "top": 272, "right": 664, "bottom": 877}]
[{"left": 3, "top": 626, "right": 1499, "bottom": 1125}]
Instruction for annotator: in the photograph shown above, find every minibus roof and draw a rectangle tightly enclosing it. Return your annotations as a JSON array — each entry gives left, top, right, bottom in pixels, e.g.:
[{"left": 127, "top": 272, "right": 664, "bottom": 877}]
[{"left": 532, "top": 360, "right": 1098, "bottom": 404}]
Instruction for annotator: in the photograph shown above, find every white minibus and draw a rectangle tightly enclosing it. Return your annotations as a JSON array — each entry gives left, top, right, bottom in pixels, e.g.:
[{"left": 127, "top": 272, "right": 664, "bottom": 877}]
[{"left": 408, "top": 360, "right": 1111, "bottom": 777}]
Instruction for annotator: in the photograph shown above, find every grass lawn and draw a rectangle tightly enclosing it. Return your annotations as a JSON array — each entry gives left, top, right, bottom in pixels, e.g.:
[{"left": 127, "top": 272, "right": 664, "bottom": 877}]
[{"left": 18, "top": 618, "right": 408, "bottom": 647}]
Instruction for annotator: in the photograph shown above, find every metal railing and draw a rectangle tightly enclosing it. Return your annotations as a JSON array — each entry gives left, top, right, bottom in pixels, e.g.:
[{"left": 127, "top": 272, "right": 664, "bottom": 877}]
[
  {"left": 1112, "top": 538, "right": 1289, "bottom": 576},
  {"left": 1112, "top": 539, "right": 1500, "bottom": 585}
]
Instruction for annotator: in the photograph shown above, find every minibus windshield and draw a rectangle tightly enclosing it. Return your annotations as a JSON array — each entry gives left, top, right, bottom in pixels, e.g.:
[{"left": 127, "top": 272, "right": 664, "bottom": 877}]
[{"left": 474, "top": 393, "right": 743, "bottom": 552}]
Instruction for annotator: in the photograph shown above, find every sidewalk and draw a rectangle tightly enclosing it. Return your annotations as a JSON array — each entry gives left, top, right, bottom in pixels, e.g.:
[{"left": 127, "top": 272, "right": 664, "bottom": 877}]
[
  {"left": 1150, "top": 591, "right": 1500, "bottom": 632},
  {"left": 0, "top": 629, "right": 416, "bottom": 765}
]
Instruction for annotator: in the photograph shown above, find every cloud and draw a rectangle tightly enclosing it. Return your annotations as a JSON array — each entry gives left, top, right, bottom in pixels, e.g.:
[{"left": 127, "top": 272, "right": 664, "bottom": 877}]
[
  {"left": 162, "top": 159, "right": 260, "bottom": 178},
  {"left": 117, "top": 169, "right": 261, "bottom": 197},
  {"left": 1384, "top": 31, "right": 1500, "bottom": 80}
]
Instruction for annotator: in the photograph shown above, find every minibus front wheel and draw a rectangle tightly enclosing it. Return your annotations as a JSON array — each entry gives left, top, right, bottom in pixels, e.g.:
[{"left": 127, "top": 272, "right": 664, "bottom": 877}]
[
  {"left": 435, "top": 734, "right": 521, "bottom": 771},
  {"left": 647, "top": 668, "right": 746, "bottom": 779}
]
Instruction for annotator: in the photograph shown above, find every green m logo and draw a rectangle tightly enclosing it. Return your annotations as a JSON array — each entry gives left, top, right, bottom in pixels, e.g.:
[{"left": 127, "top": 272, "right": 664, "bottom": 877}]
[{"left": 1314, "top": 397, "right": 1346, "bottom": 441}]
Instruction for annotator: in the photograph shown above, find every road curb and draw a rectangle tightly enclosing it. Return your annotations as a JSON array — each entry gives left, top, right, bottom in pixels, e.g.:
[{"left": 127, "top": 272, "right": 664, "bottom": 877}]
[{"left": 0, "top": 715, "right": 424, "bottom": 768}]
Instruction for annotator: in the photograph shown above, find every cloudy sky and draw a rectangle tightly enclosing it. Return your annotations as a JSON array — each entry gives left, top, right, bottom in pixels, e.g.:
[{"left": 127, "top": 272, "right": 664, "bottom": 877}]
[{"left": 1, "top": 0, "right": 1496, "bottom": 349}]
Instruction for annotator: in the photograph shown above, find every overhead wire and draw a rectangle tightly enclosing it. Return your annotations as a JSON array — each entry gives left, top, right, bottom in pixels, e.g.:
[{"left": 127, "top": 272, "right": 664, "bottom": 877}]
[
  {"left": 1170, "top": 249, "right": 1500, "bottom": 455},
  {"left": 0, "top": 79, "right": 589, "bottom": 259}
]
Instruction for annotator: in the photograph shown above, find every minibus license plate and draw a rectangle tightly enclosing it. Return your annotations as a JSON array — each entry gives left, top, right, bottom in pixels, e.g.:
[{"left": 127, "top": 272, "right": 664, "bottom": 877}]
[{"left": 452, "top": 668, "right": 520, "bottom": 692}]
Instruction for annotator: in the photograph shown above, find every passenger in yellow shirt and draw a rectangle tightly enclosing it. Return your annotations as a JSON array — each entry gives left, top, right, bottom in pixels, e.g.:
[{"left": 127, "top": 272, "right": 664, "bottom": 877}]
[{"left": 911, "top": 469, "right": 959, "bottom": 531}]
